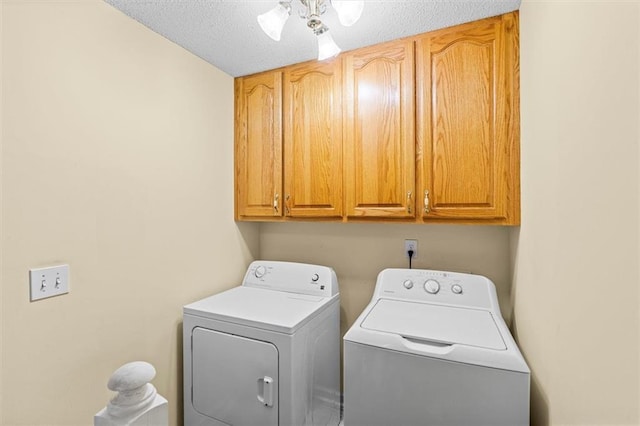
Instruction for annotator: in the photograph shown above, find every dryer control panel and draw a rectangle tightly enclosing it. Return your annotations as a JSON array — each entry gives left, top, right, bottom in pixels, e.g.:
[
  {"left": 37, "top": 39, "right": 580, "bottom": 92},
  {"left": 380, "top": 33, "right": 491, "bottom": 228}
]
[
  {"left": 243, "top": 261, "right": 338, "bottom": 298},
  {"left": 373, "top": 268, "right": 499, "bottom": 311}
]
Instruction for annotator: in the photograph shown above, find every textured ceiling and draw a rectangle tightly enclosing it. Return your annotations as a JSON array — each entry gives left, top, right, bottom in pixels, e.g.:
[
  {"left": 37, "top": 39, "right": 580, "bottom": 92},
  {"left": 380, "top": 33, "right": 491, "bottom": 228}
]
[{"left": 104, "top": 0, "right": 521, "bottom": 77}]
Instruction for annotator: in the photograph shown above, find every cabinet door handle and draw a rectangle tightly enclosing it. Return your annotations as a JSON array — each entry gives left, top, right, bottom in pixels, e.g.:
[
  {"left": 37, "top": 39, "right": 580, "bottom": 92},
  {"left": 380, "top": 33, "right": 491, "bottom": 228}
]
[
  {"left": 424, "top": 190, "right": 430, "bottom": 214},
  {"left": 407, "top": 191, "right": 412, "bottom": 214},
  {"left": 285, "top": 194, "right": 291, "bottom": 216},
  {"left": 273, "top": 193, "right": 279, "bottom": 214}
]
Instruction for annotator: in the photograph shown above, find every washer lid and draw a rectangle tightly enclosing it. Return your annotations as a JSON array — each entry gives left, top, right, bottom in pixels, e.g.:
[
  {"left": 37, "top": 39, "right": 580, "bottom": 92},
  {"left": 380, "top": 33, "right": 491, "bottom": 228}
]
[
  {"left": 184, "top": 286, "right": 337, "bottom": 334},
  {"left": 361, "top": 299, "right": 506, "bottom": 350}
]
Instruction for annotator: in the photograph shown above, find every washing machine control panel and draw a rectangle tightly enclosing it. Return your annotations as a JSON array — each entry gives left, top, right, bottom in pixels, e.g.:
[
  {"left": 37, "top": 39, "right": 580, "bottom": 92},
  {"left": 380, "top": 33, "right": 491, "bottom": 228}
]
[
  {"left": 374, "top": 268, "right": 497, "bottom": 310},
  {"left": 243, "top": 261, "right": 338, "bottom": 297}
]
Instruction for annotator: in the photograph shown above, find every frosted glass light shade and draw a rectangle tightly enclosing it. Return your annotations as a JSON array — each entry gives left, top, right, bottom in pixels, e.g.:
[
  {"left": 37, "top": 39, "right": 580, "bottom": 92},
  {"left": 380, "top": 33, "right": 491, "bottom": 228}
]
[
  {"left": 317, "top": 31, "right": 341, "bottom": 61},
  {"left": 257, "top": 3, "right": 291, "bottom": 41},
  {"left": 332, "top": 1, "right": 364, "bottom": 26}
]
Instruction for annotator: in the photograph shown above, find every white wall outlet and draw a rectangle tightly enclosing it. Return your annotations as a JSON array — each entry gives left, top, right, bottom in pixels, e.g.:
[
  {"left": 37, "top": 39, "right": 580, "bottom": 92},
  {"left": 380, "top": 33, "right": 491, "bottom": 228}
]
[
  {"left": 404, "top": 239, "right": 418, "bottom": 260},
  {"left": 29, "top": 264, "right": 69, "bottom": 301}
]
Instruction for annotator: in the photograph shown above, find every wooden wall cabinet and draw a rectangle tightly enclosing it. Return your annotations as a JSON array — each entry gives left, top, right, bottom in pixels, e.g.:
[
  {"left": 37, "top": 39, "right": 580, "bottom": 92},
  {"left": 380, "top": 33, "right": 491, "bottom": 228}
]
[
  {"left": 235, "top": 12, "right": 520, "bottom": 225},
  {"left": 283, "top": 59, "right": 343, "bottom": 218},
  {"left": 344, "top": 40, "right": 416, "bottom": 219},
  {"left": 235, "top": 60, "right": 343, "bottom": 220},
  {"left": 416, "top": 13, "right": 520, "bottom": 224},
  {"left": 235, "top": 71, "right": 282, "bottom": 219}
]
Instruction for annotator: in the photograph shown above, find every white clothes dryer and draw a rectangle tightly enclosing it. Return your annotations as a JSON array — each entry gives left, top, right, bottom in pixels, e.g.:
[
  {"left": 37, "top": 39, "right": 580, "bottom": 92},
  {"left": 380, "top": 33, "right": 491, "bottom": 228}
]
[
  {"left": 184, "top": 261, "right": 341, "bottom": 426},
  {"left": 343, "top": 268, "right": 530, "bottom": 426}
]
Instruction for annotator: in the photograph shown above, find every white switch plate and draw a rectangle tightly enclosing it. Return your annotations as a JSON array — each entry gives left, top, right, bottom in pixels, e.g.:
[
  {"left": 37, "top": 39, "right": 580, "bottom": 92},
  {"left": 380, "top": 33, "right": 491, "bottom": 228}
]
[{"left": 29, "top": 264, "right": 69, "bottom": 301}]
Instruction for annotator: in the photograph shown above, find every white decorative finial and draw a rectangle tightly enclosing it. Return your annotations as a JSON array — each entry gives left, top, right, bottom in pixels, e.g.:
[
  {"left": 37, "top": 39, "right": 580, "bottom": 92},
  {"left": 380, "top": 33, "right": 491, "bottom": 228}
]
[
  {"left": 106, "top": 361, "right": 157, "bottom": 419},
  {"left": 95, "top": 361, "right": 168, "bottom": 426}
]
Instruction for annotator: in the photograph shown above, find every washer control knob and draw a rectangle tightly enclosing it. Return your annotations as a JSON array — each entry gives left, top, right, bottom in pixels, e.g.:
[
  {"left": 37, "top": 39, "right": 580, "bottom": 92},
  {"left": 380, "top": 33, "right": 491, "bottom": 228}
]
[
  {"left": 402, "top": 279, "right": 414, "bottom": 289},
  {"left": 451, "top": 284, "right": 463, "bottom": 294},
  {"left": 312, "top": 273, "right": 319, "bottom": 282},
  {"left": 424, "top": 279, "right": 440, "bottom": 294},
  {"left": 254, "top": 265, "right": 267, "bottom": 278}
]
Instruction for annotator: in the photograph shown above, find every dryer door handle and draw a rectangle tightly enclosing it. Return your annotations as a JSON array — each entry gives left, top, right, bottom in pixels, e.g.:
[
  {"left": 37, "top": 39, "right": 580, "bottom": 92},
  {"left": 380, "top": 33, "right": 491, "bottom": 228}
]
[{"left": 257, "top": 376, "right": 274, "bottom": 407}]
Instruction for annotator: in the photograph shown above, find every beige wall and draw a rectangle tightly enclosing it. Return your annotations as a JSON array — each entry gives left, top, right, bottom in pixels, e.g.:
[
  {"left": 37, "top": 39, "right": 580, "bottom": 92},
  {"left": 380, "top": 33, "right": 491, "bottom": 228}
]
[
  {"left": 2, "top": 1, "right": 640, "bottom": 426},
  {"left": 0, "top": 1, "right": 4, "bottom": 421},
  {"left": 260, "top": 223, "right": 513, "bottom": 339},
  {"left": 1, "top": 1, "right": 258, "bottom": 425},
  {"left": 512, "top": 1, "right": 639, "bottom": 425}
]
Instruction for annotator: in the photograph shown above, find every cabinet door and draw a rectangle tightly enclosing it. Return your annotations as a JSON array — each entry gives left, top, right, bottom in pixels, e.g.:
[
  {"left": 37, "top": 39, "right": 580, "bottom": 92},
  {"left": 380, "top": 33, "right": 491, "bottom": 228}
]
[
  {"left": 235, "top": 71, "right": 283, "bottom": 219},
  {"left": 417, "top": 13, "right": 520, "bottom": 224},
  {"left": 283, "top": 59, "right": 343, "bottom": 218},
  {"left": 344, "top": 40, "right": 416, "bottom": 219}
]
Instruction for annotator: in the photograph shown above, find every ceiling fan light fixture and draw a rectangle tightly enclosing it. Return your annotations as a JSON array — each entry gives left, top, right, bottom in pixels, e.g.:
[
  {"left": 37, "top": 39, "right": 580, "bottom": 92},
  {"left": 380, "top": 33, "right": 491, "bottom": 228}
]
[
  {"left": 258, "top": 0, "right": 360, "bottom": 61},
  {"left": 331, "top": 0, "right": 364, "bottom": 26},
  {"left": 316, "top": 26, "right": 341, "bottom": 61},
  {"left": 257, "top": 2, "right": 292, "bottom": 41}
]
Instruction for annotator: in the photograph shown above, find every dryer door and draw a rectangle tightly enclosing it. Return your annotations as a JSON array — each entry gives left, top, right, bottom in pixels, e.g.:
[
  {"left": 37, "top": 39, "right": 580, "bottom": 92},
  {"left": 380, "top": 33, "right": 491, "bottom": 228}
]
[{"left": 192, "top": 327, "right": 279, "bottom": 426}]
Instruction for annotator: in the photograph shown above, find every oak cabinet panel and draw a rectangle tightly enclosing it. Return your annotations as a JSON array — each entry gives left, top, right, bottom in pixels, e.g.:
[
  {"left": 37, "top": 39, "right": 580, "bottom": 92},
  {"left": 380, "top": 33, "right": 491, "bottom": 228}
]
[
  {"left": 417, "top": 13, "right": 520, "bottom": 224},
  {"left": 283, "top": 59, "right": 343, "bottom": 218},
  {"left": 235, "top": 71, "right": 282, "bottom": 219},
  {"left": 344, "top": 40, "right": 416, "bottom": 219}
]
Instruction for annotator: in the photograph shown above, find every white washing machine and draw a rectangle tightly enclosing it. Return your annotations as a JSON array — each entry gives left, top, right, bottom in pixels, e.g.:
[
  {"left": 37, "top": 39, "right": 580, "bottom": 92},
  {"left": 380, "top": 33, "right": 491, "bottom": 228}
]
[
  {"left": 343, "top": 268, "right": 530, "bottom": 426},
  {"left": 183, "top": 261, "right": 341, "bottom": 426}
]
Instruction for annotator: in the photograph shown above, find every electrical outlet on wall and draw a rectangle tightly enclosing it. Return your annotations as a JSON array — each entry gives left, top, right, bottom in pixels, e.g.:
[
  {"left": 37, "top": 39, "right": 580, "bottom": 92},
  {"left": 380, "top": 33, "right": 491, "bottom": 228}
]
[{"left": 404, "top": 239, "right": 418, "bottom": 260}]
